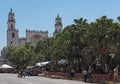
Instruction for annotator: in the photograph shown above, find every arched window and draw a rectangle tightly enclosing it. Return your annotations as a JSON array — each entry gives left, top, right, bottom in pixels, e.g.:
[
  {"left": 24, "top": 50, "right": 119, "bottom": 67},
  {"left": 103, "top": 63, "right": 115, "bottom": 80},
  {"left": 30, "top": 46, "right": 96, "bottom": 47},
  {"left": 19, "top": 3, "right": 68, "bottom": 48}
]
[
  {"left": 11, "top": 24, "right": 13, "bottom": 29},
  {"left": 12, "top": 33, "right": 15, "bottom": 38}
]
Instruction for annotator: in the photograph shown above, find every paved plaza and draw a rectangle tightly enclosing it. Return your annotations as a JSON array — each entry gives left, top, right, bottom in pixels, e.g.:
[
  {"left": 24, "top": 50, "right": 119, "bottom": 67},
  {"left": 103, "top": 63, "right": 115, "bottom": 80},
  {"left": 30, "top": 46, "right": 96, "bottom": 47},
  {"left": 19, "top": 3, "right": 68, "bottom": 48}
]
[{"left": 0, "top": 73, "right": 92, "bottom": 84}]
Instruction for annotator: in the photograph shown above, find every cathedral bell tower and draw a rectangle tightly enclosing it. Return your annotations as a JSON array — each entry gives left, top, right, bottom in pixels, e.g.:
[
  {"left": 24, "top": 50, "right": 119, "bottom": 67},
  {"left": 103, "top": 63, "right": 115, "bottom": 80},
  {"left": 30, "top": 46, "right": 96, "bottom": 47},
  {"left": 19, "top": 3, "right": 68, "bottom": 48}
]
[
  {"left": 53, "top": 14, "right": 63, "bottom": 37},
  {"left": 7, "top": 8, "right": 19, "bottom": 47}
]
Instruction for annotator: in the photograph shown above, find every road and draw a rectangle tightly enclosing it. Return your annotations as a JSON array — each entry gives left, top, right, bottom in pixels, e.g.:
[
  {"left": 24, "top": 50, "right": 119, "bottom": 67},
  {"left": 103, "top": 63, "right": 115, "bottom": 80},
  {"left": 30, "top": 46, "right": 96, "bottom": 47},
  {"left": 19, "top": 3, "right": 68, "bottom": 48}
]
[{"left": 0, "top": 73, "right": 92, "bottom": 84}]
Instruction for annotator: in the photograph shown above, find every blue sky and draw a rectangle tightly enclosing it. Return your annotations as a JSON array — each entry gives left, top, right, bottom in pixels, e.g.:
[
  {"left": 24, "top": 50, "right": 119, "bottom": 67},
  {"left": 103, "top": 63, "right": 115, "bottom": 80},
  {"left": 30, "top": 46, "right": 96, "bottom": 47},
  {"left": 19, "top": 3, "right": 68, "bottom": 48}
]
[{"left": 0, "top": 0, "right": 120, "bottom": 52}]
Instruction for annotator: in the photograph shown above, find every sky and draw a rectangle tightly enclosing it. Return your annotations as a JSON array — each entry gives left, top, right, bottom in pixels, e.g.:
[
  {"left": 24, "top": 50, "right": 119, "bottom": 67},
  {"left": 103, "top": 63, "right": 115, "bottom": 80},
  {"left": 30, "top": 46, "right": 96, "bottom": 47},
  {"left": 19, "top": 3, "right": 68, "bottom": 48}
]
[{"left": 0, "top": 0, "right": 120, "bottom": 52}]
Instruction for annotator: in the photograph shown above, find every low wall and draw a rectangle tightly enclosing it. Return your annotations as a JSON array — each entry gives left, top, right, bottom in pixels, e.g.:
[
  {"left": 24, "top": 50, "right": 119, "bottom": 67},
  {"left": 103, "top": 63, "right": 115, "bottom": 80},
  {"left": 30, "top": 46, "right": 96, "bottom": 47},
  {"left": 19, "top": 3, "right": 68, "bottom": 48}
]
[
  {"left": 44, "top": 72, "right": 112, "bottom": 83},
  {"left": 91, "top": 74, "right": 111, "bottom": 83}
]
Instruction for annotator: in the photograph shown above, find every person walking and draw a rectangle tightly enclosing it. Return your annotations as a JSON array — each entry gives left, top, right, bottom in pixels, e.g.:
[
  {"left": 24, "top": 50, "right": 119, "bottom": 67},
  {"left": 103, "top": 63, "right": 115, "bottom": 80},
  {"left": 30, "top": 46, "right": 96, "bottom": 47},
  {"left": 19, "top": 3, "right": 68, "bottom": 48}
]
[
  {"left": 22, "top": 70, "right": 26, "bottom": 78},
  {"left": 88, "top": 66, "right": 92, "bottom": 77},
  {"left": 83, "top": 69, "right": 88, "bottom": 82},
  {"left": 70, "top": 69, "right": 75, "bottom": 77},
  {"left": 113, "top": 65, "right": 119, "bottom": 83}
]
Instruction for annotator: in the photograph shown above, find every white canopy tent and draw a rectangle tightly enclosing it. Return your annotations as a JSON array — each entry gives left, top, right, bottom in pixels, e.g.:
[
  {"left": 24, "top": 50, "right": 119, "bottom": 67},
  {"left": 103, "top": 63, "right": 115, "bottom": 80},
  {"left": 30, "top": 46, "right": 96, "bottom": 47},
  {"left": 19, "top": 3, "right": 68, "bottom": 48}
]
[
  {"left": 0, "top": 64, "right": 14, "bottom": 69},
  {"left": 58, "top": 59, "right": 68, "bottom": 65},
  {"left": 35, "top": 61, "right": 49, "bottom": 67}
]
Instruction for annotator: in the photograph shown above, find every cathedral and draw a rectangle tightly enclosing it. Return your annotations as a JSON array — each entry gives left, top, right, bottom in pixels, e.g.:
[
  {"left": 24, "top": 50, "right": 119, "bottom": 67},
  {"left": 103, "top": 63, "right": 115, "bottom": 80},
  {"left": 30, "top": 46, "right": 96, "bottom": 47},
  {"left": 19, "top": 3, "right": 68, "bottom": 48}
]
[
  {"left": 7, "top": 8, "right": 62, "bottom": 47},
  {"left": 0, "top": 8, "right": 63, "bottom": 65}
]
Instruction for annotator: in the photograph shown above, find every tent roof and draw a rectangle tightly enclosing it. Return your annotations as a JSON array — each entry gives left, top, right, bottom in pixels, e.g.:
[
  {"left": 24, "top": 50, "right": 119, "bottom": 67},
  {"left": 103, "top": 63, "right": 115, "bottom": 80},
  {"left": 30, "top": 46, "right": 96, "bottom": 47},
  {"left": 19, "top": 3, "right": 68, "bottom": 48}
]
[
  {"left": 36, "top": 61, "right": 49, "bottom": 66},
  {"left": 0, "top": 64, "right": 14, "bottom": 68},
  {"left": 58, "top": 59, "right": 68, "bottom": 65}
]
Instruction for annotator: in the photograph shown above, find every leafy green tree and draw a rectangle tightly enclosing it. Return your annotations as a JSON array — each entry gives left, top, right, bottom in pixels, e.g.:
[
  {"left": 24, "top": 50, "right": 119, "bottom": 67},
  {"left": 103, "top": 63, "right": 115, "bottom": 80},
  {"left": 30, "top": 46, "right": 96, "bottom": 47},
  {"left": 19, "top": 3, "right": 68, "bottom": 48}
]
[
  {"left": 7, "top": 46, "right": 18, "bottom": 65},
  {"left": 34, "top": 40, "right": 46, "bottom": 62},
  {"left": 7, "top": 46, "right": 34, "bottom": 69}
]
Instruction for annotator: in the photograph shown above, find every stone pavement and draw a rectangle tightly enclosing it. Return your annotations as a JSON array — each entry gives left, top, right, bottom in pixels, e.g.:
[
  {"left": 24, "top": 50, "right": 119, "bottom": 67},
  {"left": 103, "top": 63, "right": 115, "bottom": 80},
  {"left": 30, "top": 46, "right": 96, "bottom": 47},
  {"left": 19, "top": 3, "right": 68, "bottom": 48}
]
[{"left": 0, "top": 73, "right": 92, "bottom": 84}]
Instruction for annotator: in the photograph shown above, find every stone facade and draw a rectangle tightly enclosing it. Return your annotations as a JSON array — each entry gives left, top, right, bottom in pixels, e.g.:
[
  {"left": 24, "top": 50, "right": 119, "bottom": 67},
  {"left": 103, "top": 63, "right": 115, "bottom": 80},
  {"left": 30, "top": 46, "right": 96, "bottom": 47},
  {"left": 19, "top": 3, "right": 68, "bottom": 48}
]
[
  {"left": 26, "top": 30, "right": 48, "bottom": 46},
  {"left": 7, "top": 8, "right": 48, "bottom": 47},
  {"left": 19, "top": 38, "right": 26, "bottom": 46},
  {"left": 53, "top": 14, "right": 63, "bottom": 37},
  {"left": 7, "top": 9, "right": 62, "bottom": 47}
]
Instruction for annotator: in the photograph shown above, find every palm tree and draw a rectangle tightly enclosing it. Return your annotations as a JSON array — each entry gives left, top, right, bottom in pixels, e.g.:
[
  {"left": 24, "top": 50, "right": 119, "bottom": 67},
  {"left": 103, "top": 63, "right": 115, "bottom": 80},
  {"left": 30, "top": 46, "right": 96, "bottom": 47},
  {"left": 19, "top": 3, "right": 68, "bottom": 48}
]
[
  {"left": 94, "top": 16, "right": 114, "bottom": 73},
  {"left": 117, "top": 16, "right": 120, "bottom": 23}
]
